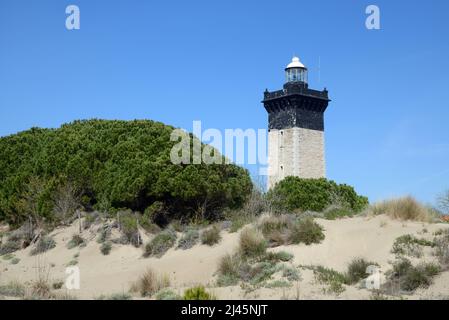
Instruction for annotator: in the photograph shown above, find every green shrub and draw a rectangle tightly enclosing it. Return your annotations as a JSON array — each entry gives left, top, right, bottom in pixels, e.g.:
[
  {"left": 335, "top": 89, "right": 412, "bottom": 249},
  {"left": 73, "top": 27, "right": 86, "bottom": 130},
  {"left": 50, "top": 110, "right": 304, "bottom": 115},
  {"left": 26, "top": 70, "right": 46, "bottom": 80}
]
[
  {"left": 248, "top": 261, "right": 279, "bottom": 285},
  {"left": 312, "top": 266, "right": 347, "bottom": 295},
  {"left": 10, "top": 257, "right": 20, "bottom": 265},
  {"left": 288, "top": 218, "right": 325, "bottom": 245},
  {"left": 434, "top": 233, "right": 449, "bottom": 265},
  {"left": 257, "top": 215, "right": 291, "bottom": 246},
  {"left": 0, "top": 281, "right": 26, "bottom": 297},
  {"left": 100, "top": 242, "right": 112, "bottom": 255},
  {"left": 264, "top": 280, "right": 291, "bottom": 288},
  {"left": 216, "top": 254, "right": 242, "bottom": 287},
  {"left": 282, "top": 266, "right": 301, "bottom": 281},
  {"left": 216, "top": 274, "right": 240, "bottom": 287},
  {"left": 271, "top": 251, "right": 294, "bottom": 262},
  {"left": 183, "top": 286, "right": 215, "bottom": 300},
  {"left": 391, "top": 234, "right": 434, "bottom": 258},
  {"left": 0, "top": 239, "right": 22, "bottom": 255},
  {"left": 401, "top": 267, "right": 431, "bottom": 291},
  {"left": 52, "top": 280, "right": 64, "bottom": 290},
  {"left": 346, "top": 258, "right": 378, "bottom": 285},
  {"left": 2, "top": 253, "right": 14, "bottom": 260},
  {"left": 177, "top": 228, "right": 199, "bottom": 250},
  {"left": 96, "top": 293, "right": 132, "bottom": 300},
  {"left": 391, "top": 258, "right": 413, "bottom": 277},
  {"left": 386, "top": 259, "right": 440, "bottom": 292},
  {"left": 0, "top": 120, "right": 252, "bottom": 226},
  {"left": 324, "top": 207, "right": 354, "bottom": 220},
  {"left": 107, "top": 293, "right": 133, "bottom": 300},
  {"left": 30, "top": 236, "right": 56, "bottom": 256},
  {"left": 67, "top": 259, "right": 78, "bottom": 266},
  {"left": 97, "top": 225, "right": 111, "bottom": 243},
  {"left": 118, "top": 212, "right": 142, "bottom": 247},
  {"left": 201, "top": 226, "right": 221, "bottom": 246},
  {"left": 239, "top": 228, "right": 267, "bottom": 258},
  {"left": 155, "top": 288, "right": 181, "bottom": 300},
  {"left": 267, "top": 177, "right": 368, "bottom": 213},
  {"left": 143, "top": 230, "right": 177, "bottom": 258},
  {"left": 227, "top": 212, "right": 254, "bottom": 233},
  {"left": 67, "top": 234, "right": 85, "bottom": 249}
]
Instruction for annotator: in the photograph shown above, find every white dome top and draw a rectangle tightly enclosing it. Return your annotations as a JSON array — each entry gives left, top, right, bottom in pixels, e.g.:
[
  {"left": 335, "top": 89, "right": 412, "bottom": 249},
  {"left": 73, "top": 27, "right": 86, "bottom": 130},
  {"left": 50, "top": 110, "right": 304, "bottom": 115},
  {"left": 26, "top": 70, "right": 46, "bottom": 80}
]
[{"left": 286, "top": 56, "right": 306, "bottom": 69}]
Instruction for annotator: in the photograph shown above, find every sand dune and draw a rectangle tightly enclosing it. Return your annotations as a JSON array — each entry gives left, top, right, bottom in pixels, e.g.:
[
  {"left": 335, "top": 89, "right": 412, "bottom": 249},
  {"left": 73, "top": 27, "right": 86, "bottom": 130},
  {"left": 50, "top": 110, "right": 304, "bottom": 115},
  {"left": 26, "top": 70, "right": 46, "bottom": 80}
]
[{"left": 0, "top": 214, "right": 448, "bottom": 300}]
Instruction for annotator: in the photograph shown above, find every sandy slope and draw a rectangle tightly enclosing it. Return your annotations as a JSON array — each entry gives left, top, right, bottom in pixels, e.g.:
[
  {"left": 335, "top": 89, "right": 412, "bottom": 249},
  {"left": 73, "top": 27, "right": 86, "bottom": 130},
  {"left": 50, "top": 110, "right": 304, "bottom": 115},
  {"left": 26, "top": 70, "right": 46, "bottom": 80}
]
[{"left": 0, "top": 215, "right": 448, "bottom": 300}]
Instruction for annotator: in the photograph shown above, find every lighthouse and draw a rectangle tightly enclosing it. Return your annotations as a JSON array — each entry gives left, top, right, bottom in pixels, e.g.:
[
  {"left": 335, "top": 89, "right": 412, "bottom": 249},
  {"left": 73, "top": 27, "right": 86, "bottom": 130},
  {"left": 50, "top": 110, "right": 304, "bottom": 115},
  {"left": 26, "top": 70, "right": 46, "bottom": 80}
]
[{"left": 263, "top": 57, "right": 330, "bottom": 189}]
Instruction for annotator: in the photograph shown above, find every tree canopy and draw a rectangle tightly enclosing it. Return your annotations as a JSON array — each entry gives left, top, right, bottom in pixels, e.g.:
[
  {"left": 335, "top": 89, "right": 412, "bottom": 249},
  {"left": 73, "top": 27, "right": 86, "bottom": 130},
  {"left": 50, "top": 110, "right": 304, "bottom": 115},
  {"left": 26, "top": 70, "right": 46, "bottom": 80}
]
[{"left": 0, "top": 119, "right": 252, "bottom": 225}]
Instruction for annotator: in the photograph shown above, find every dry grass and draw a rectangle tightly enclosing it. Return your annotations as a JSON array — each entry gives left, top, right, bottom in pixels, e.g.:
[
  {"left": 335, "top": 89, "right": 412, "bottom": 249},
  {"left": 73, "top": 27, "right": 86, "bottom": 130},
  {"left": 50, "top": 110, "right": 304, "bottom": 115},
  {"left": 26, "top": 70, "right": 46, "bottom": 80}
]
[
  {"left": 369, "top": 196, "right": 435, "bottom": 222},
  {"left": 130, "top": 268, "right": 170, "bottom": 297},
  {"left": 257, "top": 214, "right": 291, "bottom": 246},
  {"left": 201, "top": 225, "right": 222, "bottom": 246},
  {"left": 238, "top": 227, "right": 267, "bottom": 258},
  {"left": 30, "top": 258, "right": 53, "bottom": 299},
  {"left": 0, "top": 280, "right": 26, "bottom": 297},
  {"left": 256, "top": 214, "right": 325, "bottom": 246}
]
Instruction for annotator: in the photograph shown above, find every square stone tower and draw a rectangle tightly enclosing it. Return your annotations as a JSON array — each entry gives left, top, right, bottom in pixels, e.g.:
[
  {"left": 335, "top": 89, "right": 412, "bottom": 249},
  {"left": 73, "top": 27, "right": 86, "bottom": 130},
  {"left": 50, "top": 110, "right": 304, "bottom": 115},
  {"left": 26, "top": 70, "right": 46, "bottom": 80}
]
[{"left": 263, "top": 57, "right": 330, "bottom": 189}]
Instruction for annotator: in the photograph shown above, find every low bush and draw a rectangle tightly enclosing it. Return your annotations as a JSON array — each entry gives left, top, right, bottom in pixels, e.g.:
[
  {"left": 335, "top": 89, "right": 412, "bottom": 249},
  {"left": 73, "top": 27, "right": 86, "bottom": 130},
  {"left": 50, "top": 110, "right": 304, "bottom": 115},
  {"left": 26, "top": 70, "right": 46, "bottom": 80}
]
[
  {"left": 281, "top": 266, "right": 301, "bottom": 281},
  {"left": 239, "top": 228, "right": 267, "bottom": 258},
  {"left": 31, "top": 278, "right": 52, "bottom": 299},
  {"left": 312, "top": 266, "right": 347, "bottom": 295},
  {"left": 10, "top": 257, "right": 20, "bottom": 265},
  {"left": 97, "top": 224, "right": 111, "bottom": 243},
  {"left": 346, "top": 258, "right": 378, "bottom": 285},
  {"left": 67, "top": 259, "right": 78, "bottom": 266},
  {"left": 30, "top": 236, "right": 56, "bottom": 256},
  {"left": 143, "top": 229, "right": 177, "bottom": 258},
  {"left": 100, "top": 242, "right": 112, "bottom": 255},
  {"left": 67, "top": 234, "right": 85, "bottom": 249},
  {"left": 155, "top": 288, "right": 181, "bottom": 300},
  {"left": 2, "top": 253, "right": 14, "bottom": 260},
  {"left": 385, "top": 258, "right": 440, "bottom": 292},
  {"left": 267, "top": 177, "right": 368, "bottom": 213},
  {"left": 226, "top": 212, "right": 255, "bottom": 233},
  {"left": 130, "top": 268, "right": 170, "bottom": 297},
  {"left": 258, "top": 215, "right": 291, "bottom": 247},
  {"left": 201, "top": 226, "right": 221, "bottom": 246},
  {"left": 391, "top": 234, "right": 434, "bottom": 258},
  {"left": 324, "top": 207, "right": 354, "bottom": 220},
  {"left": 52, "top": 280, "right": 64, "bottom": 290},
  {"left": 183, "top": 286, "right": 215, "bottom": 300},
  {"left": 257, "top": 215, "right": 325, "bottom": 247},
  {"left": 401, "top": 266, "right": 432, "bottom": 291},
  {"left": 247, "top": 261, "right": 279, "bottom": 285},
  {"left": 434, "top": 231, "right": 449, "bottom": 265},
  {"left": 216, "top": 253, "right": 241, "bottom": 286},
  {"left": 267, "top": 251, "right": 294, "bottom": 262},
  {"left": 118, "top": 211, "right": 142, "bottom": 247},
  {"left": 177, "top": 228, "right": 199, "bottom": 250},
  {"left": 0, "top": 281, "right": 26, "bottom": 297},
  {"left": 0, "top": 239, "right": 22, "bottom": 255},
  {"left": 288, "top": 218, "right": 325, "bottom": 245},
  {"left": 264, "top": 280, "right": 291, "bottom": 288},
  {"left": 96, "top": 293, "right": 132, "bottom": 300}
]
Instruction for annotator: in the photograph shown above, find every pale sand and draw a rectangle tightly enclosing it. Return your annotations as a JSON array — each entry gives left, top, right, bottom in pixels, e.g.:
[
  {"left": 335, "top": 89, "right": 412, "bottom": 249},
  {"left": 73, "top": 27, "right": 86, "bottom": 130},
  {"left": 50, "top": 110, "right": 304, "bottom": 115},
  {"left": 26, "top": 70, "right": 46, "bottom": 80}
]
[{"left": 0, "top": 214, "right": 448, "bottom": 300}]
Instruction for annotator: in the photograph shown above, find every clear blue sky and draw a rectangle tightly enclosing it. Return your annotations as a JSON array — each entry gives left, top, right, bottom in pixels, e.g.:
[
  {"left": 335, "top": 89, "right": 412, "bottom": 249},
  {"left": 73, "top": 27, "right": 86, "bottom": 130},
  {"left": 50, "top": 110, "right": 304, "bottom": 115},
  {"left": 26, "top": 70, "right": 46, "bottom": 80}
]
[{"left": 1, "top": 0, "right": 448, "bottom": 205}]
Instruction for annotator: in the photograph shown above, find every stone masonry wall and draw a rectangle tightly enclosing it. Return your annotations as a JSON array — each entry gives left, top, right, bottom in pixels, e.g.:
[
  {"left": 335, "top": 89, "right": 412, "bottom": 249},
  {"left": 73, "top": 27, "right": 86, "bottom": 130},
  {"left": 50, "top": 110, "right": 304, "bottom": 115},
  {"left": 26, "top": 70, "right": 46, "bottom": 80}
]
[{"left": 268, "top": 127, "right": 325, "bottom": 189}]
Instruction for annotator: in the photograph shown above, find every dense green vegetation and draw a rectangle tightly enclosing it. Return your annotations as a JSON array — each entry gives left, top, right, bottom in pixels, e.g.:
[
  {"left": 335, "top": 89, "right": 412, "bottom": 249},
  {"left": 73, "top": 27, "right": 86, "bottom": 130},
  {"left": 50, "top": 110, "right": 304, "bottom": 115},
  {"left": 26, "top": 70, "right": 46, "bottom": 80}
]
[
  {"left": 267, "top": 177, "right": 368, "bottom": 213},
  {"left": 0, "top": 119, "right": 252, "bottom": 226}
]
